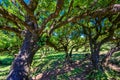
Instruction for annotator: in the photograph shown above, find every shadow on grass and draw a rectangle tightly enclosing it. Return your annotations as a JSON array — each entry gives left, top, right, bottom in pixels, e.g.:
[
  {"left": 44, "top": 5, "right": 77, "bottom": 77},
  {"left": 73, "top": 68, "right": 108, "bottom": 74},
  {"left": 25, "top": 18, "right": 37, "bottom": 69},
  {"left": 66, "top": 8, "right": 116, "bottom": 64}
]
[
  {"left": 32, "top": 53, "right": 90, "bottom": 80},
  {"left": 0, "top": 58, "right": 13, "bottom": 65},
  {"left": 32, "top": 52, "right": 120, "bottom": 80},
  {"left": 0, "top": 57, "right": 13, "bottom": 79},
  {"left": 32, "top": 53, "right": 66, "bottom": 74},
  {"left": 32, "top": 53, "right": 86, "bottom": 73}
]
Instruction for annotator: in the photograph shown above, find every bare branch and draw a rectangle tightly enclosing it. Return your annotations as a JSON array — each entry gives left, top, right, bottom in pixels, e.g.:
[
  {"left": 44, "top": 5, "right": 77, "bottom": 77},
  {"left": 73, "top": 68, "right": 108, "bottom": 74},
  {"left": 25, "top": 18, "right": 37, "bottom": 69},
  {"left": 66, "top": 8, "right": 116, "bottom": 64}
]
[
  {"left": 18, "top": 0, "right": 37, "bottom": 24},
  {"left": 0, "top": 25, "right": 21, "bottom": 36},
  {"left": 57, "top": 0, "right": 73, "bottom": 22},
  {"left": 38, "top": 0, "right": 64, "bottom": 34},
  {"left": 0, "top": 16, "right": 22, "bottom": 30},
  {"left": 18, "top": 0, "right": 33, "bottom": 15},
  {"left": 0, "top": 7, "right": 34, "bottom": 33},
  {"left": 91, "top": 4, "right": 120, "bottom": 17},
  {"left": 49, "top": 4, "right": 120, "bottom": 34},
  {"left": 67, "top": 0, "right": 74, "bottom": 15}
]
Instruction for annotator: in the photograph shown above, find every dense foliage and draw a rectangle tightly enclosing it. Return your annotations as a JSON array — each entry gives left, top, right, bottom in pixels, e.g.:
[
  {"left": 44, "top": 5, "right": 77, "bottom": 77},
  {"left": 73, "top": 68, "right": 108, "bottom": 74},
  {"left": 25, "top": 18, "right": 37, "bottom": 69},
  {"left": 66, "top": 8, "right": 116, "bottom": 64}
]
[{"left": 0, "top": 0, "right": 120, "bottom": 80}]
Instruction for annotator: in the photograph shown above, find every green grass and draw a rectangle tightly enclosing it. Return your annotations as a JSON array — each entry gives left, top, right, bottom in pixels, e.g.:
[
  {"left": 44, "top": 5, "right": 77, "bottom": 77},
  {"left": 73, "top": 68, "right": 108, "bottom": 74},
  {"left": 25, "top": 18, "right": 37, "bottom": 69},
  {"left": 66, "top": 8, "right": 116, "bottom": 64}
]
[
  {"left": 0, "top": 51, "right": 120, "bottom": 80},
  {"left": 0, "top": 55, "right": 13, "bottom": 80}
]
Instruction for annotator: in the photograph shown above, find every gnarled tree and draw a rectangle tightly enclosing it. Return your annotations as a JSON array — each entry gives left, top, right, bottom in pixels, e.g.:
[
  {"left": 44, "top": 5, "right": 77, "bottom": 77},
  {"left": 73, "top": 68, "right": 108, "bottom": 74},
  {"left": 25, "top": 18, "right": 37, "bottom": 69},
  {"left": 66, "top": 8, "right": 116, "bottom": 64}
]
[{"left": 0, "top": 0, "right": 120, "bottom": 79}]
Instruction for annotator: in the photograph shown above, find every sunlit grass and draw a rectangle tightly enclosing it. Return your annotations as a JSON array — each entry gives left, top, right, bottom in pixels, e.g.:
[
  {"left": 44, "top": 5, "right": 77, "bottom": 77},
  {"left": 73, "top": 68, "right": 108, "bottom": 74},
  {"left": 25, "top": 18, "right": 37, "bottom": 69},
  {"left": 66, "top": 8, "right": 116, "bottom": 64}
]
[
  {"left": 0, "top": 50, "right": 120, "bottom": 80},
  {"left": 105, "top": 69, "right": 120, "bottom": 80}
]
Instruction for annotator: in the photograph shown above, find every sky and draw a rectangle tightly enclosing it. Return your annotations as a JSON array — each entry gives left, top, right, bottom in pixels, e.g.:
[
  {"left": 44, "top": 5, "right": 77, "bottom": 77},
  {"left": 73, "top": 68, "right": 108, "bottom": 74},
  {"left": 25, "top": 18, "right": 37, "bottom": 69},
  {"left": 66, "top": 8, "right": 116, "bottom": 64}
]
[
  {"left": 24, "top": 0, "right": 30, "bottom": 4},
  {"left": 0, "top": 0, "right": 30, "bottom": 5}
]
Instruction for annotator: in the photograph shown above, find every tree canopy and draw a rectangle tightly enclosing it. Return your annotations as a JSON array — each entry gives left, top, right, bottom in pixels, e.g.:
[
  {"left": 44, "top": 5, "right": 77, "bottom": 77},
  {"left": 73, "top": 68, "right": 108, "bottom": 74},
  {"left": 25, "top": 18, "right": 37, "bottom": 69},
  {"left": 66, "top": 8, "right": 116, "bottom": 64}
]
[{"left": 0, "top": 0, "right": 120, "bottom": 80}]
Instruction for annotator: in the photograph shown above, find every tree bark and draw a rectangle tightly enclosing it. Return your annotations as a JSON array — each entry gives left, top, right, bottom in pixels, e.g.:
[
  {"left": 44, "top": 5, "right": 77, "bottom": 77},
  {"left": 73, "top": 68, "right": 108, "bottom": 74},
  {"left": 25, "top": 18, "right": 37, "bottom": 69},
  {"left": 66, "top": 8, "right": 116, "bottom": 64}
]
[
  {"left": 90, "top": 44, "right": 104, "bottom": 71},
  {"left": 69, "top": 45, "right": 75, "bottom": 58},
  {"left": 64, "top": 46, "right": 71, "bottom": 62},
  {"left": 88, "top": 29, "right": 101, "bottom": 69},
  {"left": 7, "top": 31, "right": 40, "bottom": 80},
  {"left": 91, "top": 48, "right": 100, "bottom": 68},
  {"left": 65, "top": 52, "right": 72, "bottom": 63},
  {"left": 65, "top": 52, "right": 70, "bottom": 62},
  {"left": 89, "top": 39, "right": 100, "bottom": 69}
]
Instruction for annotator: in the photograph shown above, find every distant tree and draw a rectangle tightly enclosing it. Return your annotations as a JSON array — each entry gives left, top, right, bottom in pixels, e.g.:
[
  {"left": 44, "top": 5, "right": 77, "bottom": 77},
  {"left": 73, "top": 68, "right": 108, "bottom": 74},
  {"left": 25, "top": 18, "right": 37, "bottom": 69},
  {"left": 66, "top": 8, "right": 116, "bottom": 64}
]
[
  {"left": 47, "top": 25, "right": 86, "bottom": 62},
  {"left": 0, "top": 0, "right": 119, "bottom": 79},
  {"left": 80, "top": 16, "right": 120, "bottom": 69}
]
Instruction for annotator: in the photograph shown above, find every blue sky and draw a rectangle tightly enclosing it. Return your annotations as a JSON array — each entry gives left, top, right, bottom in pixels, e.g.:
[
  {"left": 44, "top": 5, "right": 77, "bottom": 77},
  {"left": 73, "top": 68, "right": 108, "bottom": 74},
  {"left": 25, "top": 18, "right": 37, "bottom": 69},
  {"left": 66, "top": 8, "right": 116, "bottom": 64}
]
[
  {"left": 24, "top": 0, "right": 30, "bottom": 4},
  {"left": 0, "top": 0, "right": 30, "bottom": 4}
]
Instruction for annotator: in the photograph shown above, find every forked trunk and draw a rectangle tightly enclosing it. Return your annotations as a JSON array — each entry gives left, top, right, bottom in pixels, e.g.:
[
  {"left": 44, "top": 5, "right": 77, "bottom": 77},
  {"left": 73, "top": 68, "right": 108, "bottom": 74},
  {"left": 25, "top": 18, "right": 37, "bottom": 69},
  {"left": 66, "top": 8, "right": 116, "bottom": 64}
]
[
  {"left": 7, "top": 31, "right": 40, "bottom": 80},
  {"left": 65, "top": 46, "right": 74, "bottom": 62}
]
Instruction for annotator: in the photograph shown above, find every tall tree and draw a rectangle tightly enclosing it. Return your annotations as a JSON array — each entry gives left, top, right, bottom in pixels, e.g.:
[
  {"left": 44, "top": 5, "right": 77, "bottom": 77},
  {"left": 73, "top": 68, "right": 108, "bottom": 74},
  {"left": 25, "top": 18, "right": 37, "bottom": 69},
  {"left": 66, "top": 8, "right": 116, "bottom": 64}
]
[
  {"left": 47, "top": 25, "right": 86, "bottom": 62},
  {"left": 80, "top": 16, "right": 120, "bottom": 69}
]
